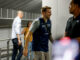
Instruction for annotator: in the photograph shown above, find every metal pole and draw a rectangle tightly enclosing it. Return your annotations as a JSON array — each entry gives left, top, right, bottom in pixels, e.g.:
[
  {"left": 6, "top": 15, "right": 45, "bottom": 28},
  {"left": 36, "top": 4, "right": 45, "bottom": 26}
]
[
  {"left": 12, "top": 9, "right": 14, "bottom": 18},
  {"left": 7, "top": 9, "right": 8, "bottom": 18},
  {"left": 0, "top": 48, "right": 1, "bottom": 60},
  {"left": 7, "top": 40, "right": 9, "bottom": 60},
  {"left": 25, "top": 12, "right": 26, "bottom": 19},
  {"left": 31, "top": 13, "right": 33, "bottom": 19},
  {"left": 1, "top": 8, "right": 2, "bottom": 18}
]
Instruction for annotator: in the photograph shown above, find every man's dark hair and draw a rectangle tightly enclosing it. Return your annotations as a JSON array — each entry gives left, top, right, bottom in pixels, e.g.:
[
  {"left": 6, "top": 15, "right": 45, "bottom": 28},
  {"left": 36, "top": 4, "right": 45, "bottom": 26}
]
[
  {"left": 41, "top": 6, "right": 51, "bottom": 12},
  {"left": 73, "top": 0, "right": 80, "bottom": 7}
]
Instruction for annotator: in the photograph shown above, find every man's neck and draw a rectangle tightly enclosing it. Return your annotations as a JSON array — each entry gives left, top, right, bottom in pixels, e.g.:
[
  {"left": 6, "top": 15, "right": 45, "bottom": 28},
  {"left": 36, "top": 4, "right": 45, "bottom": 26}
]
[
  {"left": 17, "top": 16, "right": 21, "bottom": 19},
  {"left": 73, "top": 12, "right": 80, "bottom": 18},
  {"left": 42, "top": 16, "right": 47, "bottom": 22}
]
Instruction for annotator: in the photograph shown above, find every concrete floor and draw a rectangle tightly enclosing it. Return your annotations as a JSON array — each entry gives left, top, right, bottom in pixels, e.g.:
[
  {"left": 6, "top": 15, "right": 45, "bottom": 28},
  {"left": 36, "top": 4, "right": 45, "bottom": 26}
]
[{"left": 0, "top": 28, "right": 52, "bottom": 60}]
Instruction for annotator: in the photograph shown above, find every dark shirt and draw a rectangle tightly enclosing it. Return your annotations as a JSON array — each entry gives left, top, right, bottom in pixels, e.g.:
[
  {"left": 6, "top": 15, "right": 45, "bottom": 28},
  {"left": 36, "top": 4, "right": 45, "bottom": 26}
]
[
  {"left": 65, "top": 15, "right": 80, "bottom": 38},
  {"left": 32, "top": 18, "right": 51, "bottom": 52}
]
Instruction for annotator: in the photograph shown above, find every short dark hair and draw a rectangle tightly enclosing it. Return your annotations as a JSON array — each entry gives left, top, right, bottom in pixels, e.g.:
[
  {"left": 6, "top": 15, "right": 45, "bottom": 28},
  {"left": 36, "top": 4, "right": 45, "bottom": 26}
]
[
  {"left": 41, "top": 6, "right": 51, "bottom": 12},
  {"left": 73, "top": 0, "right": 80, "bottom": 7}
]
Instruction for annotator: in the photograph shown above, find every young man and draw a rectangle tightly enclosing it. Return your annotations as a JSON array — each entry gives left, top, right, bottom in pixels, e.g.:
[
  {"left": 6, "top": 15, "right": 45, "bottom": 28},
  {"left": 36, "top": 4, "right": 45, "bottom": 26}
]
[
  {"left": 65, "top": 0, "right": 80, "bottom": 60},
  {"left": 23, "top": 6, "right": 53, "bottom": 60},
  {"left": 11, "top": 11, "right": 23, "bottom": 60}
]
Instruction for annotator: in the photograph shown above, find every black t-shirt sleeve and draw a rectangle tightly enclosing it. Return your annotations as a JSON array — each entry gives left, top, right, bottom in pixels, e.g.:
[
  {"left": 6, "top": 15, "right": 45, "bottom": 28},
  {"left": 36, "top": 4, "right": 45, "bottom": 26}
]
[
  {"left": 65, "top": 20, "right": 71, "bottom": 32},
  {"left": 65, "top": 17, "right": 73, "bottom": 36}
]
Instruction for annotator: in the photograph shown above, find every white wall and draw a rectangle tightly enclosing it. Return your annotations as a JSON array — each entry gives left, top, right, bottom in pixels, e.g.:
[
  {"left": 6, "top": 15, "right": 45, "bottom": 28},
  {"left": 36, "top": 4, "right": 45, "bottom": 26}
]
[
  {"left": 42, "top": 0, "right": 72, "bottom": 60},
  {"left": 42, "top": 0, "right": 72, "bottom": 39}
]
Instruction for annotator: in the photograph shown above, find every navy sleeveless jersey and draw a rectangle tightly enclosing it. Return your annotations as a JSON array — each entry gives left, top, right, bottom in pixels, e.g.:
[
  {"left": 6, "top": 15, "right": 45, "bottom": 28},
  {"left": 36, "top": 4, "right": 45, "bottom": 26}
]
[{"left": 32, "top": 18, "right": 51, "bottom": 52}]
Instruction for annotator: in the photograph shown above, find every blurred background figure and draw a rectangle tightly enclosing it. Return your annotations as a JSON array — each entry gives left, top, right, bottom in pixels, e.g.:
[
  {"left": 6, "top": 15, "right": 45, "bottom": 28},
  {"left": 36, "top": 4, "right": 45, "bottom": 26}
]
[
  {"left": 21, "top": 21, "right": 34, "bottom": 60},
  {"left": 11, "top": 11, "right": 23, "bottom": 60},
  {"left": 52, "top": 37, "right": 79, "bottom": 60}
]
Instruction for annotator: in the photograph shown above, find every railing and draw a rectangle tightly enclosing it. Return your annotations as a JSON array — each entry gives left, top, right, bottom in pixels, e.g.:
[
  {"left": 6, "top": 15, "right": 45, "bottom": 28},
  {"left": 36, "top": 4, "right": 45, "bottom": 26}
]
[
  {"left": 0, "top": 38, "right": 12, "bottom": 60},
  {"left": 0, "top": 8, "right": 41, "bottom": 20}
]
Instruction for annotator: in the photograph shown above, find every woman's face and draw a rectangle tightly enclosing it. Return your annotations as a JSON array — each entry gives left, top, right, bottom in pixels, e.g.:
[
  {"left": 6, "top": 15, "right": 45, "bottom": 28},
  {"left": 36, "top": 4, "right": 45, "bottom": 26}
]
[{"left": 28, "top": 22, "right": 32, "bottom": 27}]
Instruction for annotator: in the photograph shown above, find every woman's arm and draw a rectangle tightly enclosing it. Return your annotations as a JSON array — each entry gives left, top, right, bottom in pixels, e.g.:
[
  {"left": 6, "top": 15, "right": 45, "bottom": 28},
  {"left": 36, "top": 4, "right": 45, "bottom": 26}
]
[{"left": 21, "top": 28, "right": 26, "bottom": 34}]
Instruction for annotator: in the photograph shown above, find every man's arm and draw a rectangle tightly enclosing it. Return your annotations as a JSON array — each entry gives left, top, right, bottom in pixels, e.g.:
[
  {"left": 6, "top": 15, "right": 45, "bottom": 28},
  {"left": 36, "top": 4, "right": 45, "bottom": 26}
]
[
  {"left": 15, "top": 19, "right": 22, "bottom": 45},
  {"left": 24, "top": 19, "right": 40, "bottom": 48},
  {"left": 16, "top": 34, "right": 22, "bottom": 45},
  {"left": 24, "top": 31, "right": 32, "bottom": 49},
  {"left": 49, "top": 21, "right": 54, "bottom": 43},
  {"left": 24, "top": 20, "right": 40, "bottom": 50},
  {"left": 23, "top": 31, "right": 32, "bottom": 56},
  {"left": 64, "top": 18, "right": 72, "bottom": 37},
  {"left": 23, "top": 19, "right": 40, "bottom": 56},
  {"left": 49, "top": 35, "right": 54, "bottom": 43}
]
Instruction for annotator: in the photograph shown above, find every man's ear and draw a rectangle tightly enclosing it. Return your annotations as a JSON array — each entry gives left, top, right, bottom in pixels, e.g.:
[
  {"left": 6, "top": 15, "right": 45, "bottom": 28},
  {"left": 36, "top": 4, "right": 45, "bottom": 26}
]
[
  {"left": 42, "top": 12, "right": 44, "bottom": 15},
  {"left": 78, "top": 6, "right": 80, "bottom": 13},
  {"left": 77, "top": 5, "right": 80, "bottom": 12},
  {"left": 77, "top": 4, "right": 79, "bottom": 8},
  {"left": 79, "top": 9, "right": 80, "bottom": 13},
  {"left": 74, "top": 4, "right": 79, "bottom": 11}
]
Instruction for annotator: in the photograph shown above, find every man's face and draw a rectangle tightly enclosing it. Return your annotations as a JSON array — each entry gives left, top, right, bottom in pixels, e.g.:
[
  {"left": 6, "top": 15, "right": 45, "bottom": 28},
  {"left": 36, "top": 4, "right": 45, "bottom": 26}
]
[
  {"left": 43, "top": 9, "right": 51, "bottom": 19},
  {"left": 20, "top": 13, "right": 23, "bottom": 19},
  {"left": 69, "top": 0, "right": 77, "bottom": 14}
]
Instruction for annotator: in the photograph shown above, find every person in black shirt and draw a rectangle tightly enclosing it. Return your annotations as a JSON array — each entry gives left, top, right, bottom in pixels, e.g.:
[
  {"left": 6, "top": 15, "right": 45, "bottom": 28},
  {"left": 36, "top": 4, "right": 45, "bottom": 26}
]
[
  {"left": 65, "top": 0, "right": 80, "bottom": 60},
  {"left": 65, "top": 0, "right": 80, "bottom": 40}
]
